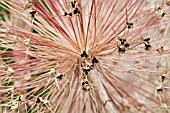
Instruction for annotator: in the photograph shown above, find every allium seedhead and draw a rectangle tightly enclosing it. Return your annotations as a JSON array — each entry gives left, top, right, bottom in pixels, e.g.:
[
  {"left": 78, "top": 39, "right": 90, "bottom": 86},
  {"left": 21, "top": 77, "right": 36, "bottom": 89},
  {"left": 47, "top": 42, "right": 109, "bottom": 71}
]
[
  {"left": 23, "top": 38, "right": 30, "bottom": 46},
  {"left": 49, "top": 68, "right": 56, "bottom": 76},
  {"left": 35, "top": 97, "right": 42, "bottom": 103},
  {"left": 12, "top": 36, "right": 18, "bottom": 43},
  {"left": 81, "top": 78, "right": 91, "bottom": 91},
  {"left": 156, "top": 84, "right": 164, "bottom": 92},
  {"left": 56, "top": 73, "right": 64, "bottom": 80},
  {"left": 10, "top": 101, "right": 18, "bottom": 110},
  {"left": 0, "top": 0, "right": 170, "bottom": 113},
  {"left": 18, "top": 95, "right": 25, "bottom": 102},
  {"left": 24, "top": 0, "right": 33, "bottom": 10},
  {"left": 7, "top": 67, "right": 15, "bottom": 76}
]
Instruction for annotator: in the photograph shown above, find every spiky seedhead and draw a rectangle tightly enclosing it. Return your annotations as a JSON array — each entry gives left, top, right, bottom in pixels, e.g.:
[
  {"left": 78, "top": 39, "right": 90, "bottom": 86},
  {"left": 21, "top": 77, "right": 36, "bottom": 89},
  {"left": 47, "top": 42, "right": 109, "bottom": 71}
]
[{"left": 0, "top": 0, "right": 170, "bottom": 113}]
